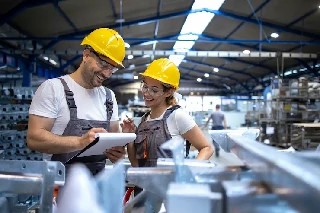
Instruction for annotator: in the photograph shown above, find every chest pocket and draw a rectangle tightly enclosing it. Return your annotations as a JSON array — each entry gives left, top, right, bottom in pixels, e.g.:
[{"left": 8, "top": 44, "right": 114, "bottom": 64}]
[
  {"left": 135, "top": 126, "right": 165, "bottom": 159},
  {"left": 134, "top": 105, "right": 181, "bottom": 160}
]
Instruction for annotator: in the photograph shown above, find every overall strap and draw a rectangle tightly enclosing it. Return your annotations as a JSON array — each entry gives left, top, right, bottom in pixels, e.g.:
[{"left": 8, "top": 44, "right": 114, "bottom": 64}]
[
  {"left": 162, "top": 105, "right": 181, "bottom": 119},
  {"left": 58, "top": 78, "right": 77, "bottom": 119},
  {"left": 104, "top": 87, "right": 113, "bottom": 122}
]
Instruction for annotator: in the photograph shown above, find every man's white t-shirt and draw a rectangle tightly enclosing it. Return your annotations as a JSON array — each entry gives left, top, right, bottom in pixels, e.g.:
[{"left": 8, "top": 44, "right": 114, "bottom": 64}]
[{"left": 29, "top": 75, "right": 119, "bottom": 136}]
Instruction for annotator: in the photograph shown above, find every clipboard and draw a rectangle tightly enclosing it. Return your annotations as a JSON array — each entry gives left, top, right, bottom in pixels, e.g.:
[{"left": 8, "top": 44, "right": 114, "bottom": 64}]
[{"left": 76, "top": 133, "right": 136, "bottom": 157}]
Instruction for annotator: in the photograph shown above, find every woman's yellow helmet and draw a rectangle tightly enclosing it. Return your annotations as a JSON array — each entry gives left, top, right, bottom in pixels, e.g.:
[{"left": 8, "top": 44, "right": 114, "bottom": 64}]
[{"left": 140, "top": 58, "right": 180, "bottom": 88}]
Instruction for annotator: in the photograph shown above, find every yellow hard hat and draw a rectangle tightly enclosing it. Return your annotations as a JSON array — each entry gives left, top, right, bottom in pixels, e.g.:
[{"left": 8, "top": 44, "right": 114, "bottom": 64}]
[
  {"left": 140, "top": 58, "right": 180, "bottom": 88},
  {"left": 81, "top": 28, "right": 125, "bottom": 68}
]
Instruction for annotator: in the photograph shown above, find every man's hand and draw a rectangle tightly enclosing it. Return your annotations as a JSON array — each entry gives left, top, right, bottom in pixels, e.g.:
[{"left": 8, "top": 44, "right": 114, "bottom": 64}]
[
  {"left": 79, "top": 127, "right": 107, "bottom": 149},
  {"left": 104, "top": 146, "right": 125, "bottom": 163}
]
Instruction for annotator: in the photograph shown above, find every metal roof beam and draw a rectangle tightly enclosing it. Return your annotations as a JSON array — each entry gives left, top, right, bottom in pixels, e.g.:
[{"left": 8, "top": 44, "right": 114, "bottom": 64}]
[
  {"left": 4, "top": 36, "right": 320, "bottom": 46},
  {"left": 0, "top": 0, "right": 56, "bottom": 26},
  {"left": 215, "top": 9, "right": 320, "bottom": 40},
  {"left": 184, "top": 58, "right": 259, "bottom": 84},
  {"left": 212, "top": 0, "right": 272, "bottom": 51},
  {"left": 53, "top": 2, "right": 78, "bottom": 32},
  {"left": 39, "top": 7, "right": 320, "bottom": 50},
  {"left": 109, "top": 0, "right": 117, "bottom": 19}
]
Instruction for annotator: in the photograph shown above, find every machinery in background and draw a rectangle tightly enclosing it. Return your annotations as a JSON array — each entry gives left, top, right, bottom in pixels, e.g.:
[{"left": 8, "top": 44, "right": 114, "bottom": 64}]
[
  {"left": 290, "top": 123, "right": 320, "bottom": 150},
  {"left": 259, "top": 77, "right": 320, "bottom": 148},
  {"left": 0, "top": 160, "right": 65, "bottom": 213}
]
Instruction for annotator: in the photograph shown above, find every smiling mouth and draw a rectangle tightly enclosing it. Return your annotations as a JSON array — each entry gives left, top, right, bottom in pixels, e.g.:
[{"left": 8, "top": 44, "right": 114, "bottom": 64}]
[{"left": 144, "top": 96, "right": 154, "bottom": 101}]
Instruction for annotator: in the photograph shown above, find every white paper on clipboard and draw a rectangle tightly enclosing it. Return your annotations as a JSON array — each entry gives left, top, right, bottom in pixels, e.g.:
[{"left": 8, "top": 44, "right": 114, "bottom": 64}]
[{"left": 78, "top": 133, "right": 136, "bottom": 157}]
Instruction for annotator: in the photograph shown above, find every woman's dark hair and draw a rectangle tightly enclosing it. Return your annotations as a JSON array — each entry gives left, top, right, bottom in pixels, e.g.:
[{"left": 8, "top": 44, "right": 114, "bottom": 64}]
[{"left": 163, "top": 83, "right": 177, "bottom": 106}]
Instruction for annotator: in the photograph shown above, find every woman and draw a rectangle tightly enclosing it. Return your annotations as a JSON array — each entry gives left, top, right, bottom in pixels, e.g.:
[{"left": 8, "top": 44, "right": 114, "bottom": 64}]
[{"left": 122, "top": 58, "right": 214, "bottom": 167}]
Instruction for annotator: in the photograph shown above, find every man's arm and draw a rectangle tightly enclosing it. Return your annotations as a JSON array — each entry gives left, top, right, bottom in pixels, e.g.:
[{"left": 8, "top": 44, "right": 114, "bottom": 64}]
[
  {"left": 27, "top": 114, "right": 107, "bottom": 154},
  {"left": 223, "top": 115, "right": 227, "bottom": 129},
  {"left": 204, "top": 114, "right": 211, "bottom": 127}
]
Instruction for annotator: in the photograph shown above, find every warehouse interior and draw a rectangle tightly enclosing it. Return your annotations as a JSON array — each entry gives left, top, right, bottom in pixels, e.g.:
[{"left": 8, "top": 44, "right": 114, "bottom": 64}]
[{"left": 1, "top": 0, "right": 320, "bottom": 212}]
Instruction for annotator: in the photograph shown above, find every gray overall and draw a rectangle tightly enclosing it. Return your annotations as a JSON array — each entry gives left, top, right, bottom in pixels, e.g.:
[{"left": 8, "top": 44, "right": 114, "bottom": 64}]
[
  {"left": 51, "top": 78, "right": 113, "bottom": 175},
  {"left": 134, "top": 105, "right": 180, "bottom": 167}
]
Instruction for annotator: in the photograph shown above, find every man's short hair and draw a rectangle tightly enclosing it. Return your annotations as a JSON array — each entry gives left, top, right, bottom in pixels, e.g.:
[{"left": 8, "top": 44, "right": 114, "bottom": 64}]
[{"left": 216, "top": 104, "right": 220, "bottom": 109}]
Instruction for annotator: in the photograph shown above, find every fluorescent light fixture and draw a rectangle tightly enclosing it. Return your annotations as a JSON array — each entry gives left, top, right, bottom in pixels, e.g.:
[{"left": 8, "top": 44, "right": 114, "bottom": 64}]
[
  {"left": 49, "top": 59, "right": 57, "bottom": 65},
  {"left": 133, "top": 75, "right": 138, "bottom": 79},
  {"left": 204, "top": 73, "right": 209, "bottom": 77},
  {"left": 318, "top": 5, "right": 320, "bottom": 8},
  {"left": 43, "top": 56, "right": 49, "bottom": 60},
  {"left": 284, "top": 71, "right": 292, "bottom": 76},
  {"left": 213, "top": 67, "right": 219, "bottom": 72},
  {"left": 127, "top": 55, "right": 134, "bottom": 60},
  {"left": 115, "top": 18, "right": 125, "bottom": 23},
  {"left": 243, "top": 49, "right": 251, "bottom": 54},
  {"left": 125, "top": 42, "right": 130, "bottom": 48},
  {"left": 270, "top": 32, "right": 279, "bottom": 38},
  {"left": 169, "top": 0, "right": 225, "bottom": 67},
  {"left": 169, "top": 55, "right": 185, "bottom": 66},
  {"left": 128, "top": 64, "right": 135, "bottom": 69},
  {"left": 197, "top": 78, "right": 202, "bottom": 82}
]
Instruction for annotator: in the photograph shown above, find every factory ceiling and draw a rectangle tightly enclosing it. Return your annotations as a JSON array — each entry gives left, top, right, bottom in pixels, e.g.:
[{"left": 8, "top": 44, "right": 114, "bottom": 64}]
[{"left": 0, "top": 0, "right": 319, "bottom": 96}]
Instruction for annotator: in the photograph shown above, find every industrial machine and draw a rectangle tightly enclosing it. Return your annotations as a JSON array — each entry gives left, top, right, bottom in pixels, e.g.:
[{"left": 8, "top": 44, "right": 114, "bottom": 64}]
[{"left": 1, "top": 129, "right": 320, "bottom": 212}]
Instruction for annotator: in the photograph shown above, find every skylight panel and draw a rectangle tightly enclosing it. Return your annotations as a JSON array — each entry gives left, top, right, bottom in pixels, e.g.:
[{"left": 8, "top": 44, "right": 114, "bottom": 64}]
[{"left": 169, "top": 0, "right": 225, "bottom": 67}]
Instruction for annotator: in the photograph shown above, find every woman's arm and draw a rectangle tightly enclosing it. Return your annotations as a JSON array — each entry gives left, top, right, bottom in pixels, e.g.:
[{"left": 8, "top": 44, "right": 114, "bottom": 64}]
[{"left": 182, "top": 125, "right": 214, "bottom": 160}]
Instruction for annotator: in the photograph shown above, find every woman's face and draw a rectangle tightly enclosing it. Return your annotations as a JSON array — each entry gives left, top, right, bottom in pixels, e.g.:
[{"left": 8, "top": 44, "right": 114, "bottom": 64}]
[{"left": 140, "top": 77, "right": 171, "bottom": 108}]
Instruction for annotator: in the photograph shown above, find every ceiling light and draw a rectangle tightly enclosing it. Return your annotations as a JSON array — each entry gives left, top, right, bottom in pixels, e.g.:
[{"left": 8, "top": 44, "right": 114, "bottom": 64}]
[
  {"left": 127, "top": 55, "right": 134, "bottom": 60},
  {"left": 319, "top": 5, "right": 320, "bottom": 8},
  {"left": 115, "top": 18, "right": 125, "bottom": 23},
  {"left": 125, "top": 42, "right": 130, "bottom": 48},
  {"left": 270, "top": 32, "right": 279, "bottom": 38},
  {"left": 204, "top": 73, "right": 209, "bottom": 77},
  {"left": 49, "top": 59, "right": 57, "bottom": 65},
  {"left": 197, "top": 78, "right": 202, "bottom": 82},
  {"left": 243, "top": 49, "right": 251, "bottom": 55},
  {"left": 128, "top": 64, "right": 135, "bottom": 69},
  {"left": 213, "top": 67, "right": 219, "bottom": 72},
  {"left": 133, "top": 75, "right": 138, "bottom": 80}
]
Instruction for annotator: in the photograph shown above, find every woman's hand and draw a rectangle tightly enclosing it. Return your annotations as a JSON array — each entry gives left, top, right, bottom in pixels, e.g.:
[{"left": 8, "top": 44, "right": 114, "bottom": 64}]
[{"left": 121, "top": 116, "right": 136, "bottom": 133}]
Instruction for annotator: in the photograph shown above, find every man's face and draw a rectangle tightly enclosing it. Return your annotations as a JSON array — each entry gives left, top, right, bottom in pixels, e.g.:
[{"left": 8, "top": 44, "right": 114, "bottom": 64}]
[{"left": 82, "top": 49, "right": 118, "bottom": 88}]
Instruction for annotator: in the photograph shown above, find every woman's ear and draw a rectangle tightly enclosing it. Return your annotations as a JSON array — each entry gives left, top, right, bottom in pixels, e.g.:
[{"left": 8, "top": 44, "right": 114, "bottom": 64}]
[{"left": 165, "top": 88, "right": 175, "bottom": 97}]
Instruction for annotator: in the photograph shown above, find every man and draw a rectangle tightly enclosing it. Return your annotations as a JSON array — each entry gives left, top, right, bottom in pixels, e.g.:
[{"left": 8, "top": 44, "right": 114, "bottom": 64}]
[
  {"left": 27, "top": 28, "right": 126, "bottom": 175},
  {"left": 205, "top": 104, "right": 227, "bottom": 130}
]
